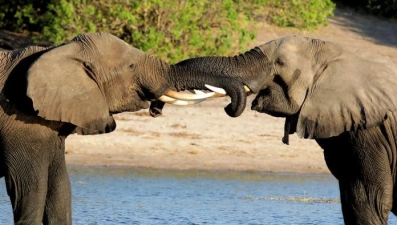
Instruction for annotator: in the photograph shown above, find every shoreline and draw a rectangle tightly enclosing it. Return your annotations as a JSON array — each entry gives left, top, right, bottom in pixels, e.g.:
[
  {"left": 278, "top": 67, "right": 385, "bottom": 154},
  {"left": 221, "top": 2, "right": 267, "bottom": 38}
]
[
  {"left": 65, "top": 163, "right": 333, "bottom": 178},
  {"left": 65, "top": 152, "right": 331, "bottom": 174}
]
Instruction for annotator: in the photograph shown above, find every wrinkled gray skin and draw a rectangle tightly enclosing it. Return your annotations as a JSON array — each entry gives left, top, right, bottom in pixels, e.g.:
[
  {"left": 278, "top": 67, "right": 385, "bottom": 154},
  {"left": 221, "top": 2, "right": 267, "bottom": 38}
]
[
  {"left": 0, "top": 32, "right": 246, "bottom": 225},
  {"left": 176, "top": 36, "right": 397, "bottom": 225}
]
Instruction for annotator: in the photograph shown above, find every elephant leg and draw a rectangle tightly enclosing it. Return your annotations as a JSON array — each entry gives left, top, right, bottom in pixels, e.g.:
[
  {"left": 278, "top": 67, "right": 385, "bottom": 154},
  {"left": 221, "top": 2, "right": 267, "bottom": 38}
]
[
  {"left": 5, "top": 150, "right": 49, "bottom": 225},
  {"left": 319, "top": 131, "right": 394, "bottom": 225},
  {"left": 338, "top": 176, "right": 393, "bottom": 225},
  {"left": 43, "top": 137, "right": 72, "bottom": 225},
  {"left": 392, "top": 188, "right": 397, "bottom": 216},
  {"left": 0, "top": 148, "right": 4, "bottom": 178}
]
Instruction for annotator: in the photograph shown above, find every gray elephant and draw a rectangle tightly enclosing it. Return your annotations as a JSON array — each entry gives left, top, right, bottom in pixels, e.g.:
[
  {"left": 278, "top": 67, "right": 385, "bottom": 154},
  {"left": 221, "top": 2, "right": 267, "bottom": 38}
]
[
  {"left": 173, "top": 36, "right": 397, "bottom": 224},
  {"left": 0, "top": 32, "right": 247, "bottom": 225}
]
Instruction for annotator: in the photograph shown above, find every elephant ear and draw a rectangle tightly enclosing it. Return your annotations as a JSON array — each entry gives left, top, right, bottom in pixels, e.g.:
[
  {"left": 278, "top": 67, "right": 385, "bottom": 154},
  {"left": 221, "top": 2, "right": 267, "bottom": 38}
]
[
  {"left": 26, "top": 41, "right": 113, "bottom": 134},
  {"left": 295, "top": 54, "right": 397, "bottom": 139}
]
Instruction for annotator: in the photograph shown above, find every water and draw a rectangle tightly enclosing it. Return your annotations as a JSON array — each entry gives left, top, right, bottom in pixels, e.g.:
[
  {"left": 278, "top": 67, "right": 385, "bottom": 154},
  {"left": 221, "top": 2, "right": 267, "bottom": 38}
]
[{"left": 0, "top": 166, "right": 396, "bottom": 224}]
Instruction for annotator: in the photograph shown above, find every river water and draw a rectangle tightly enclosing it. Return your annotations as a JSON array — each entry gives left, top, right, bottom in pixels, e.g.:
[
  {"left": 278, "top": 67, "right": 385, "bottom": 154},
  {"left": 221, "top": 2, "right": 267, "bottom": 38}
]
[{"left": 1, "top": 166, "right": 396, "bottom": 224}]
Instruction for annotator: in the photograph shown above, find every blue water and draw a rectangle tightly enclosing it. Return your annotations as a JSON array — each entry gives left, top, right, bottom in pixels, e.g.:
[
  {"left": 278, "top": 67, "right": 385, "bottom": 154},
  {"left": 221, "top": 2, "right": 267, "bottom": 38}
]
[{"left": 1, "top": 166, "right": 396, "bottom": 224}]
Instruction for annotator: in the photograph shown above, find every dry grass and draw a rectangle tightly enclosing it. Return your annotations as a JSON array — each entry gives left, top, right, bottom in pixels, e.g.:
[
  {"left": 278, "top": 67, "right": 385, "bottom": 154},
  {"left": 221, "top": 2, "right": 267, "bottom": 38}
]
[
  {"left": 170, "top": 123, "right": 187, "bottom": 129},
  {"left": 168, "top": 132, "right": 203, "bottom": 139},
  {"left": 120, "top": 128, "right": 145, "bottom": 135}
]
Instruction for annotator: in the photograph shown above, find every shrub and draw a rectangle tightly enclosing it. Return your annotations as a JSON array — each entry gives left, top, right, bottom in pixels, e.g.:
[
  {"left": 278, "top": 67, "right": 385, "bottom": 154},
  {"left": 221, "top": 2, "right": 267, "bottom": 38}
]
[
  {"left": 0, "top": 1, "right": 45, "bottom": 32},
  {"left": 0, "top": 0, "right": 336, "bottom": 62},
  {"left": 0, "top": 0, "right": 257, "bottom": 62},
  {"left": 267, "top": 0, "right": 336, "bottom": 29}
]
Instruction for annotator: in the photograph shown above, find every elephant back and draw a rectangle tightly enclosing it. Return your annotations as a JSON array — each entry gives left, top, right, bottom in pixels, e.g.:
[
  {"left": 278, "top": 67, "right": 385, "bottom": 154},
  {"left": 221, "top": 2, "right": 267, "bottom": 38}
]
[
  {"left": 0, "top": 46, "right": 47, "bottom": 89},
  {"left": 0, "top": 46, "right": 48, "bottom": 114}
]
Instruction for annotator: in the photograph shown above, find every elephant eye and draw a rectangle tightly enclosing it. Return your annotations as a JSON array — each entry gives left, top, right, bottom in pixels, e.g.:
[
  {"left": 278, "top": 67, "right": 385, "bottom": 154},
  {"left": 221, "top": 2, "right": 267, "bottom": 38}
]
[
  {"left": 275, "top": 58, "right": 284, "bottom": 66},
  {"left": 129, "top": 63, "right": 136, "bottom": 70}
]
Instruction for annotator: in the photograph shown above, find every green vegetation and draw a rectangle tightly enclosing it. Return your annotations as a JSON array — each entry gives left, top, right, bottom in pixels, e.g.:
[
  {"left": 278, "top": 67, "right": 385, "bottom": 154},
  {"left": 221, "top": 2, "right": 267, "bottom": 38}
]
[
  {"left": 268, "top": 0, "right": 335, "bottom": 29},
  {"left": 0, "top": 0, "right": 336, "bottom": 62}
]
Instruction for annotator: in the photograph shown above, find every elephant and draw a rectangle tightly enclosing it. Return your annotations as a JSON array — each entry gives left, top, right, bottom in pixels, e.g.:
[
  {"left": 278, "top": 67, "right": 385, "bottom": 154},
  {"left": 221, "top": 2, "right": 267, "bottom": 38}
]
[
  {"left": 0, "top": 32, "right": 247, "bottom": 225},
  {"left": 172, "top": 36, "right": 397, "bottom": 224}
]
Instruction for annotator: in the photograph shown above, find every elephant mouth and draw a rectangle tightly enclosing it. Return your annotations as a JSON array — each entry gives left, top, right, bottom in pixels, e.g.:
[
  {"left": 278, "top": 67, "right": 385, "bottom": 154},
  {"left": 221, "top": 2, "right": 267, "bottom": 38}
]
[
  {"left": 150, "top": 85, "right": 251, "bottom": 118},
  {"left": 156, "top": 89, "right": 216, "bottom": 105},
  {"left": 156, "top": 84, "right": 251, "bottom": 105},
  {"left": 204, "top": 84, "right": 252, "bottom": 97}
]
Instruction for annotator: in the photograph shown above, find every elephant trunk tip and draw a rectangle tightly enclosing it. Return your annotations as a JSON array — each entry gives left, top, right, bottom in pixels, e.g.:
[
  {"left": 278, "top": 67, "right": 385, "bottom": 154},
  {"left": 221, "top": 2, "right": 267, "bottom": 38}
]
[
  {"left": 224, "top": 93, "right": 247, "bottom": 118},
  {"left": 224, "top": 104, "right": 244, "bottom": 117},
  {"left": 149, "top": 101, "right": 165, "bottom": 118},
  {"left": 220, "top": 79, "right": 248, "bottom": 118}
]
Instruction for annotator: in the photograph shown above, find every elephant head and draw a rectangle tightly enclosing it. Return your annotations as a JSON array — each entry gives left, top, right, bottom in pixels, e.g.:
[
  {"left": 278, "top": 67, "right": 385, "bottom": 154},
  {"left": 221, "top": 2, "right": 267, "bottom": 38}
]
[
  {"left": 176, "top": 36, "right": 397, "bottom": 143},
  {"left": 3, "top": 32, "right": 247, "bottom": 134}
]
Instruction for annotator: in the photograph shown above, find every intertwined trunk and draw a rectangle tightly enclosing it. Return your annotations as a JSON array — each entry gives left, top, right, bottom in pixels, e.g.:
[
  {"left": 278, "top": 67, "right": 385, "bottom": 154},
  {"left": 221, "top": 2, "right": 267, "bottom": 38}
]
[
  {"left": 168, "top": 64, "right": 247, "bottom": 117},
  {"left": 174, "top": 47, "right": 270, "bottom": 93},
  {"left": 142, "top": 55, "right": 248, "bottom": 117}
]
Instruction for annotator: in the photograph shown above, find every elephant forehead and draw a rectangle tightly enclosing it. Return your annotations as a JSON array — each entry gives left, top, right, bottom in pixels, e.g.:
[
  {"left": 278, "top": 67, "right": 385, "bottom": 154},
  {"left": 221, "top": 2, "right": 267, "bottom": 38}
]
[
  {"left": 280, "top": 42, "right": 300, "bottom": 52},
  {"left": 76, "top": 32, "right": 146, "bottom": 64},
  {"left": 279, "top": 36, "right": 313, "bottom": 49}
]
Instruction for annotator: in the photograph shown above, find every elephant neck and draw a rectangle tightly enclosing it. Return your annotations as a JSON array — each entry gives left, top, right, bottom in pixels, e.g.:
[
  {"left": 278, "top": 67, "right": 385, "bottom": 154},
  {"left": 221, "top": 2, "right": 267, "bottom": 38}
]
[{"left": 141, "top": 56, "right": 172, "bottom": 97}]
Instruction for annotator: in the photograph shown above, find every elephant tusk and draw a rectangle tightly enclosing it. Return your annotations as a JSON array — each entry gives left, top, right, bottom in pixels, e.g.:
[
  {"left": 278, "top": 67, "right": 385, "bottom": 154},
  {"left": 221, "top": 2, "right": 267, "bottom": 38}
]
[
  {"left": 157, "top": 84, "right": 252, "bottom": 104},
  {"left": 193, "top": 90, "right": 206, "bottom": 95},
  {"left": 205, "top": 84, "right": 251, "bottom": 97},
  {"left": 204, "top": 84, "right": 227, "bottom": 95},
  {"left": 164, "top": 89, "right": 215, "bottom": 100},
  {"left": 157, "top": 95, "right": 207, "bottom": 105}
]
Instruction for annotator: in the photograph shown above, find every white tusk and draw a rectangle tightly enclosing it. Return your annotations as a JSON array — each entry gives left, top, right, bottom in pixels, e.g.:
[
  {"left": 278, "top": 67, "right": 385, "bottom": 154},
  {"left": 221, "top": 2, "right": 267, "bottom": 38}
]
[
  {"left": 164, "top": 89, "right": 215, "bottom": 100},
  {"left": 205, "top": 84, "right": 252, "bottom": 97},
  {"left": 193, "top": 90, "right": 206, "bottom": 95},
  {"left": 157, "top": 95, "right": 207, "bottom": 105},
  {"left": 205, "top": 84, "right": 227, "bottom": 95}
]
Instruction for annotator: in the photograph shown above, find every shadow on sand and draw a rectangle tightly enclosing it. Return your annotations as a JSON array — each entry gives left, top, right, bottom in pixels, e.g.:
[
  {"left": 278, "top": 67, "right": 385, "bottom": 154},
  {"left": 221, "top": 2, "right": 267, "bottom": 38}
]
[{"left": 331, "top": 7, "right": 397, "bottom": 48}]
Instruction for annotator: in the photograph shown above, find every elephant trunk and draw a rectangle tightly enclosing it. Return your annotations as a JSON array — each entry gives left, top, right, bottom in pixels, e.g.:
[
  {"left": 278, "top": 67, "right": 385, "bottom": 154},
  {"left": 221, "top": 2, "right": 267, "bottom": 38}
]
[
  {"left": 174, "top": 47, "right": 269, "bottom": 94},
  {"left": 166, "top": 65, "right": 247, "bottom": 117}
]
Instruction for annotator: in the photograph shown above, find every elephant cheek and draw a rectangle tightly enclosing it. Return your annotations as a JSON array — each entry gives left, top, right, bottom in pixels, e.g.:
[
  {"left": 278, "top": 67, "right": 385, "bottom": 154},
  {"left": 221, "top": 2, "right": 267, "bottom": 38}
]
[
  {"left": 115, "top": 99, "right": 149, "bottom": 113},
  {"left": 131, "top": 100, "right": 149, "bottom": 111},
  {"left": 139, "top": 100, "right": 150, "bottom": 109}
]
